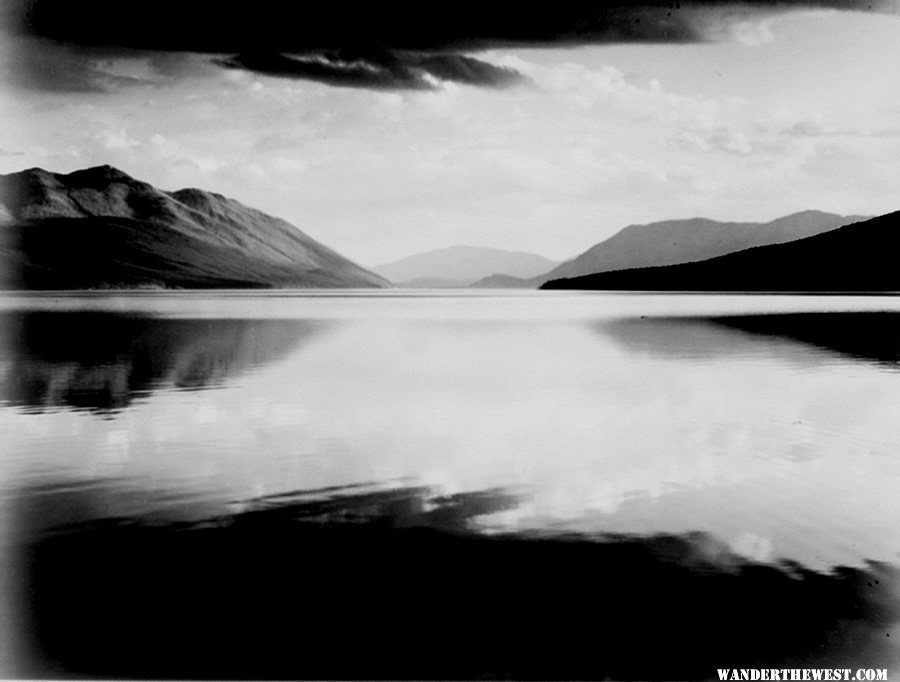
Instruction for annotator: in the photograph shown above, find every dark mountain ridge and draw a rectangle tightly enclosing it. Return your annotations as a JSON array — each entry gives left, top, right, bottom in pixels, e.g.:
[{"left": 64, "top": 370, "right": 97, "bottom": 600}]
[
  {"left": 541, "top": 210, "right": 899, "bottom": 292},
  {"left": 0, "top": 165, "right": 388, "bottom": 289},
  {"left": 471, "top": 211, "right": 866, "bottom": 288}
]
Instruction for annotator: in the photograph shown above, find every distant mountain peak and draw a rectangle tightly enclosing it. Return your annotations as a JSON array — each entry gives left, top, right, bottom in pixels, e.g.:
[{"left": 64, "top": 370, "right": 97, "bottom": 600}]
[
  {"left": 769, "top": 209, "right": 870, "bottom": 225},
  {"left": 14, "top": 167, "right": 54, "bottom": 179},
  {"left": 781, "top": 209, "right": 829, "bottom": 217},
  {"left": 68, "top": 164, "right": 135, "bottom": 181},
  {"left": 2, "top": 165, "right": 150, "bottom": 207},
  {"left": 64, "top": 165, "right": 156, "bottom": 194},
  {"left": 373, "top": 244, "right": 559, "bottom": 286},
  {"left": 5, "top": 165, "right": 133, "bottom": 182}
]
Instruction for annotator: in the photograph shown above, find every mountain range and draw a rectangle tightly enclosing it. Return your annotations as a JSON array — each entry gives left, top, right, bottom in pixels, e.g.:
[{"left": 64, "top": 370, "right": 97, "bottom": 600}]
[
  {"left": 471, "top": 211, "right": 867, "bottom": 288},
  {"left": 372, "top": 245, "right": 558, "bottom": 288},
  {"left": 0, "top": 164, "right": 883, "bottom": 292},
  {"left": 541, "top": 211, "right": 898, "bottom": 292},
  {"left": 0, "top": 166, "right": 387, "bottom": 289}
]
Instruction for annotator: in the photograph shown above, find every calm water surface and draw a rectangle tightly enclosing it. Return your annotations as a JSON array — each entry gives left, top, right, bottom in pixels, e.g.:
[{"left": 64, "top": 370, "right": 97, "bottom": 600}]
[{"left": 1, "top": 291, "right": 899, "bottom": 678}]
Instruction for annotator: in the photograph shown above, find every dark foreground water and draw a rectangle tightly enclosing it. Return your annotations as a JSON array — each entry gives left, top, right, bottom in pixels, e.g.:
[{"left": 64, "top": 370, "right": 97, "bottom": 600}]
[{"left": 1, "top": 291, "right": 898, "bottom": 679}]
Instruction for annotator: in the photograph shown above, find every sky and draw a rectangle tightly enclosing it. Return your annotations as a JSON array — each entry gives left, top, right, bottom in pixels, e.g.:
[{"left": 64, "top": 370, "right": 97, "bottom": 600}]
[{"left": 1, "top": 1, "right": 899, "bottom": 265}]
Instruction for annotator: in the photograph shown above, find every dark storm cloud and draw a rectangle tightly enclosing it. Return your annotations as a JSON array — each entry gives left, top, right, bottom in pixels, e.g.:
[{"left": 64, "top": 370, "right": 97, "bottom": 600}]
[
  {"left": 216, "top": 50, "right": 524, "bottom": 91},
  {"left": 1, "top": 32, "right": 227, "bottom": 94},
  {"left": 7, "top": 0, "right": 899, "bottom": 91},
  {"left": 17, "top": 0, "right": 896, "bottom": 51},
  {"left": 3, "top": 41, "right": 109, "bottom": 93},
  {"left": 15, "top": 1, "right": 701, "bottom": 52},
  {"left": 3, "top": 39, "right": 185, "bottom": 93}
]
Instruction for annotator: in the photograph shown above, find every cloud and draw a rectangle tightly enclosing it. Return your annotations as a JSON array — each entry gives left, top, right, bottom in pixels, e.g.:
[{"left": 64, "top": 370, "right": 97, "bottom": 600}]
[
  {"left": 1, "top": 36, "right": 221, "bottom": 94},
  {"left": 2, "top": 39, "right": 119, "bottom": 93},
  {"left": 216, "top": 51, "right": 430, "bottom": 91},
  {"left": 778, "top": 119, "right": 900, "bottom": 139},
  {"left": 15, "top": 1, "right": 698, "bottom": 51},
  {"left": 216, "top": 50, "right": 524, "bottom": 91},
  {"left": 413, "top": 54, "right": 524, "bottom": 88},
  {"left": 7, "top": 0, "right": 899, "bottom": 91},
  {"left": 17, "top": 0, "right": 899, "bottom": 52}
]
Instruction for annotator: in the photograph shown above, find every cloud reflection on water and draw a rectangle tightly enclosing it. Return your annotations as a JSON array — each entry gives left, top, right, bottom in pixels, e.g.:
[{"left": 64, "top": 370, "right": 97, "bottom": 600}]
[
  {"left": 9, "top": 478, "right": 898, "bottom": 679},
  {"left": 2, "top": 301, "right": 900, "bottom": 677},
  {"left": 3, "top": 309, "right": 900, "bottom": 574}
]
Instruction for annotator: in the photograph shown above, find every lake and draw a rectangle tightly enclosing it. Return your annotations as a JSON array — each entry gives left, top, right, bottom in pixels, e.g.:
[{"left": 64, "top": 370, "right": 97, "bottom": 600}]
[{"left": 1, "top": 291, "right": 898, "bottom": 679}]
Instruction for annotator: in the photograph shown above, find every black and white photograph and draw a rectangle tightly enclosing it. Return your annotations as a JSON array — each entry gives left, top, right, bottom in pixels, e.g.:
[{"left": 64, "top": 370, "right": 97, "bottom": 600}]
[{"left": 0, "top": 0, "right": 898, "bottom": 678}]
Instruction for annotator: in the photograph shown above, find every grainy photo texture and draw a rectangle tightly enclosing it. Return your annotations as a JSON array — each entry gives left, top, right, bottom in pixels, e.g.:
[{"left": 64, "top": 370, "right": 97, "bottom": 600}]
[{"left": 0, "top": 1, "right": 899, "bottom": 679}]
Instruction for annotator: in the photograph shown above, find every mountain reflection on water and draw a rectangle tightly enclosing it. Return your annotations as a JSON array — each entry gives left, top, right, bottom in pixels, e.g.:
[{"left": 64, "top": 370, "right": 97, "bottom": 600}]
[
  {"left": 5, "top": 308, "right": 899, "bottom": 418},
  {"left": 4, "top": 296, "right": 900, "bottom": 678},
  {"left": 11, "top": 479, "right": 898, "bottom": 680},
  {"left": 602, "top": 312, "right": 900, "bottom": 366},
  {"left": 0, "top": 312, "right": 323, "bottom": 414},
  {"left": 714, "top": 313, "right": 900, "bottom": 364}
]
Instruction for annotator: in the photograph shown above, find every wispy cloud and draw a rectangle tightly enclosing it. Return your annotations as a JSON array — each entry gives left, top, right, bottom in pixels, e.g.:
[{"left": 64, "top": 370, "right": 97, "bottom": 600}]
[{"left": 216, "top": 50, "right": 524, "bottom": 91}]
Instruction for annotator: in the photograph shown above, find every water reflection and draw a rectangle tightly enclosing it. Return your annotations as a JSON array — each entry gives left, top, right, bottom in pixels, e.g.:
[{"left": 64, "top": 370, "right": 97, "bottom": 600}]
[
  {"left": 4, "top": 297, "right": 900, "bottom": 678},
  {"left": 0, "top": 312, "right": 324, "bottom": 414},
  {"left": 11, "top": 479, "right": 898, "bottom": 679},
  {"left": 602, "top": 312, "right": 900, "bottom": 366},
  {"left": 714, "top": 313, "right": 900, "bottom": 365}
]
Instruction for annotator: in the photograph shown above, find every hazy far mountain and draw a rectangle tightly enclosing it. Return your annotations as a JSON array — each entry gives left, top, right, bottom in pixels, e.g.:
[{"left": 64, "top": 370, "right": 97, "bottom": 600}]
[
  {"left": 468, "top": 273, "right": 533, "bottom": 288},
  {"left": 541, "top": 211, "right": 896, "bottom": 292},
  {"left": 0, "top": 165, "right": 388, "bottom": 289},
  {"left": 470, "top": 211, "right": 868, "bottom": 288},
  {"left": 373, "top": 245, "right": 558, "bottom": 287}
]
